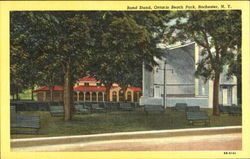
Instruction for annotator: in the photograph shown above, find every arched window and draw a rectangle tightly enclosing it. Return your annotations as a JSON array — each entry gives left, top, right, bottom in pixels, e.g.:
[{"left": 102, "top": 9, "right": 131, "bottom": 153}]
[
  {"left": 79, "top": 92, "right": 84, "bottom": 101},
  {"left": 127, "top": 91, "right": 132, "bottom": 102},
  {"left": 92, "top": 92, "right": 97, "bottom": 101},
  {"left": 98, "top": 92, "right": 103, "bottom": 101},
  {"left": 85, "top": 92, "right": 90, "bottom": 101},
  {"left": 112, "top": 91, "right": 117, "bottom": 102},
  {"left": 119, "top": 90, "right": 124, "bottom": 101},
  {"left": 133, "top": 92, "right": 138, "bottom": 102},
  {"left": 74, "top": 92, "right": 78, "bottom": 101}
]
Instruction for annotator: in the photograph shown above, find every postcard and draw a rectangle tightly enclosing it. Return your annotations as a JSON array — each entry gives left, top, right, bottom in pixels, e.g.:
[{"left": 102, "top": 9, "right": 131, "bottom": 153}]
[{"left": 0, "top": 1, "right": 249, "bottom": 159}]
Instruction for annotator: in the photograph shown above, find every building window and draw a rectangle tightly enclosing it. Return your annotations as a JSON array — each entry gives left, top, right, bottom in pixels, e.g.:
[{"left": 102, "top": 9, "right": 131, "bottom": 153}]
[
  {"left": 85, "top": 83, "right": 89, "bottom": 86},
  {"left": 74, "top": 92, "right": 78, "bottom": 101},
  {"left": 127, "top": 91, "right": 132, "bottom": 102},
  {"left": 79, "top": 92, "right": 84, "bottom": 101},
  {"left": 92, "top": 92, "right": 97, "bottom": 101},
  {"left": 119, "top": 90, "right": 124, "bottom": 101},
  {"left": 112, "top": 91, "right": 117, "bottom": 102},
  {"left": 133, "top": 92, "right": 138, "bottom": 102},
  {"left": 104, "top": 93, "right": 107, "bottom": 101},
  {"left": 98, "top": 92, "right": 103, "bottom": 101},
  {"left": 85, "top": 92, "right": 90, "bottom": 101}
]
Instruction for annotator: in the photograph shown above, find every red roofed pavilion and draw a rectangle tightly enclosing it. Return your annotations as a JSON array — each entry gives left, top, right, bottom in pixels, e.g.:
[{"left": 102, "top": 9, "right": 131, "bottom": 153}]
[{"left": 34, "top": 76, "right": 142, "bottom": 102}]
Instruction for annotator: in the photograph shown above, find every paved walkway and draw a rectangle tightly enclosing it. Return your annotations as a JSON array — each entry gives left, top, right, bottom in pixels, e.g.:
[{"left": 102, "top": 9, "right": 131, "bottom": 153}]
[{"left": 13, "top": 132, "right": 241, "bottom": 151}]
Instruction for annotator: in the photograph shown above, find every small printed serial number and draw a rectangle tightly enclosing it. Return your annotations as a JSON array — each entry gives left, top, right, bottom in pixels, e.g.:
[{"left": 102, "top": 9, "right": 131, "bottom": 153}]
[{"left": 224, "top": 152, "right": 236, "bottom": 155}]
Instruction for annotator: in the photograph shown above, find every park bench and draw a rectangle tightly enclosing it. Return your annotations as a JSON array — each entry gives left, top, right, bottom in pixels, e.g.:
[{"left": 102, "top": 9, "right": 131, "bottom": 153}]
[
  {"left": 219, "top": 105, "right": 242, "bottom": 115},
  {"left": 84, "top": 102, "right": 93, "bottom": 110},
  {"left": 228, "top": 106, "right": 242, "bottom": 115},
  {"left": 91, "top": 104, "right": 105, "bottom": 113},
  {"left": 36, "top": 102, "right": 50, "bottom": 111},
  {"left": 119, "top": 102, "right": 133, "bottom": 111},
  {"left": 74, "top": 104, "right": 90, "bottom": 114},
  {"left": 219, "top": 105, "right": 230, "bottom": 114},
  {"left": 104, "top": 102, "right": 119, "bottom": 111},
  {"left": 144, "top": 105, "right": 165, "bottom": 114},
  {"left": 174, "top": 103, "right": 188, "bottom": 111},
  {"left": 11, "top": 113, "right": 40, "bottom": 134},
  {"left": 49, "top": 106, "right": 64, "bottom": 117},
  {"left": 186, "top": 111, "right": 210, "bottom": 126},
  {"left": 11, "top": 105, "right": 16, "bottom": 114},
  {"left": 186, "top": 106, "right": 200, "bottom": 112}
]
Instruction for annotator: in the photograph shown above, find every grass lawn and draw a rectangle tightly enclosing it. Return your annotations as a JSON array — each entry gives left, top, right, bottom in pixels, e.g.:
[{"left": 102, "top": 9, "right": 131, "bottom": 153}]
[
  {"left": 11, "top": 108, "right": 241, "bottom": 139},
  {"left": 14, "top": 89, "right": 37, "bottom": 101}
]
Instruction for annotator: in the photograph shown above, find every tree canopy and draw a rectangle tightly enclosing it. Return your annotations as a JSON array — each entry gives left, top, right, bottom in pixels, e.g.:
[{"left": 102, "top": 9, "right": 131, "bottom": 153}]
[
  {"left": 165, "top": 10, "right": 241, "bottom": 115},
  {"left": 10, "top": 11, "right": 166, "bottom": 119},
  {"left": 10, "top": 10, "right": 241, "bottom": 118}
]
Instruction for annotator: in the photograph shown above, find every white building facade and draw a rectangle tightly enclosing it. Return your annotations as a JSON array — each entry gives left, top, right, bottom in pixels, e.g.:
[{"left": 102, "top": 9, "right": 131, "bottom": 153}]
[{"left": 140, "top": 43, "right": 237, "bottom": 108}]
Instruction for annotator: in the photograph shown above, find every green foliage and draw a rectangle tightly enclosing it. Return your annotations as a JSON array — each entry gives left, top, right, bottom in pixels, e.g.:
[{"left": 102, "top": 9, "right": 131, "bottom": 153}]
[
  {"left": 165, "top": 10, "right": 241, "bottom": 115},
  {"left": 88, "top": 12, "right": 167, "bottom": 91},
  {"left": 10, "top": 11, "right": 168, "bottom": 117},
  {"left": 166, "top": 10, "right": 241, "bottom": 81}
]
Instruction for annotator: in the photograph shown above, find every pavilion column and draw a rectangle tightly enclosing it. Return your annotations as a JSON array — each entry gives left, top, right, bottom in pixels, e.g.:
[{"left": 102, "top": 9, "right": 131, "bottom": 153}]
[
  {"left": 103, "top": 92, "right": 105, "bottom": 101},
  {"left": 110, "top": 91, "right": 113, "bottom": 102},
  {"left": 96, "top": 92, "right": 99, "bottom": 102},
  {"left": 125, "top": 91, "right": 127, "bottom": 101},
  {"left": 90, "top": 92, "right": 92, "bottom": 102},
  {"left": 77, "top": 92, "right": 80, "bottom": 101},
  {"left": 43, "top": 92, "right": 46, "bottom": 102},
  {"left": 83, "top": 92, "right": 86, "bottom": 101},
  {"left": 111, "top": 91, "right": 113, "bottom": 102},
  {"left": 131, "top": 91, "right": 134, "bottom": 102}
]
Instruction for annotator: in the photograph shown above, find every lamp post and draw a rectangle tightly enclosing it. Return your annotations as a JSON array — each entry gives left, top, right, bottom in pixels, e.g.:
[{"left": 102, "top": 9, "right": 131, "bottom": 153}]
[
  {"left": 163, "top": 61, "right": 166, "bottom": 109},
  {"left": 156, "top": 60, "right": 173, "bottom": 109}
]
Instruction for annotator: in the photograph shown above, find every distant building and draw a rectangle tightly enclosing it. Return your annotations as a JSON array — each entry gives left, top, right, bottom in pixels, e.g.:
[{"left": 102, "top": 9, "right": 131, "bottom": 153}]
[
  {"left": 140, "top": 42, "right": 237, "bottom": 107},
  {"left": 34, "top": 76, "right": 142, "bottom": 102}
]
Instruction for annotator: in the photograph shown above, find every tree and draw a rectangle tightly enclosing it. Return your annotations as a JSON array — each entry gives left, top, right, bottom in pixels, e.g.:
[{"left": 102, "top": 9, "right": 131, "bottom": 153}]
[
  {"left": 166, "top": 10, "right": 241, "bottom": 115},
  {"left": 10, "top": 11, "right": 169, "bottom": 120},
  {"left": 11, "top": 12, "right": 94, "bottom": 120},
  {"left": 88, "top": 12, "right": 167, "bottom": 101},
  {"left": 10, "top": 12, "right": 45, "bottom": 100},
  {"left": 31, "top": 12, "right": 94, "bottom": 121},
  {"left": 228, "top": 51, "right": 242, "bottom": 104}
]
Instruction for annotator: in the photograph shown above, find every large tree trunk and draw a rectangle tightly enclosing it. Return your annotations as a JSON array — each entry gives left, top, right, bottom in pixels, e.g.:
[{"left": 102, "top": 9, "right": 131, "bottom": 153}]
[
  {"left": 213, "top": 72, "right": 220, "bottom": 116},
  {"left": 63, "top": 62, "right": 73, "bottom": 121},
  {"left": 70, "top": 80, "right": 74, "bottom": 115},
  {"left": 31, "top": 85, "right": 34, "bottom": 101},
  {"left": 237, "top": 77, "right": 242, "bottom": 104},
  {"left": 121, "top": 86, "right": 128, "bottom": 102},
  {"left": 16, "top": 88, "right": 19, "bottom": 100}
]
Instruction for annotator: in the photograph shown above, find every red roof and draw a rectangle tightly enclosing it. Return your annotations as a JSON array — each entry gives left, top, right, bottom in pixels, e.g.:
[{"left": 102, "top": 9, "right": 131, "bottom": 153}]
[
  {"left": 128, "top": 87, "right": 142, "bottom": 92},
  {"left": 74, "top": 86, "right": 106, "bottom": 91},
  {"left": 109, "top": 86, "right": 142, "bottom": 92},
  {"left": 79, "top": 76, "right": 98, "bottom": 82},
  {"left": 33, "top": 86, "right": 63, "bottom": 92},
  {"left": 34, "top": 85, "right": 142, "bottom": 92}
]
